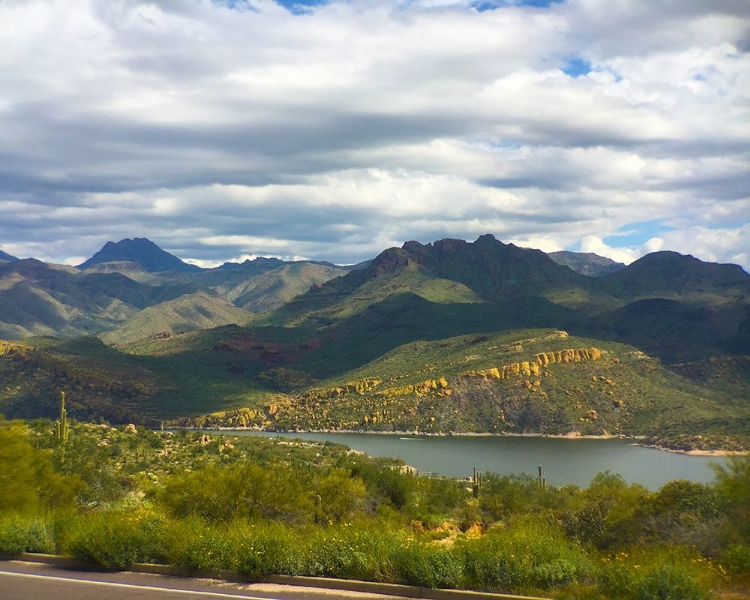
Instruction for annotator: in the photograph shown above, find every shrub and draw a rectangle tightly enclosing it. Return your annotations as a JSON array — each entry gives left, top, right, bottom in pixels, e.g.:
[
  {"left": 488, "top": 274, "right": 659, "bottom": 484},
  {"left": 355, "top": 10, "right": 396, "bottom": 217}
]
[
  {"left": 598, "top": 547, "right": 716, "bottom": 600},
  {"left": 720, "top": 544, "right": 750, "bottom": 581},
  {"left": 565, "top": 473, "right": 650, "bottom": 550},
  {"left": 305, "top": 524, "right": 404, "bottom": 582},
  {"left": 393, "top": 543, "right": 463, "bottom": 589},
  {"left": 60, "top": 510, "right": 168, "bottom": 569},
  {"left": 458, "top": 515, "right": 593, "bottom": 593},
  {"left": 159, "top": 462, "right": 312, "bottom": 524},
  {"left": 0, "top": 515, "right": 55, "bottom": 555},
  {"left": 162, "top": 517, "right": 238, "bottom": 571},
  {"left": 233, "top": 523, "right": 303, "bottom": 579},
  {"left": 0, "top": 419, "right": 81, "bottom": 512}
]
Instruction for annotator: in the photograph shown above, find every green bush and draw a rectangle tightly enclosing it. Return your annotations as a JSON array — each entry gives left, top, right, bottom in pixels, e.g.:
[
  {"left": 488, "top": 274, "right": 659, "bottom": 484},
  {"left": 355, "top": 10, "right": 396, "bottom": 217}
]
[
  {"left": 234, "top": 523, "right": 303, "bottom": 579},
  {"left": 0, "top": 419, "right": 81, "bottom": 512},
  {"left": 720, "top": 544, "right": 750, "bottom": 580},
  {"left": 599, "top": 548, "right": 716, "bottom": 600},
  {"left": 458, "top": 516, "right": 593, "bottom": 593},
  {"left": 304, "top": 524, "right": 404, "bottom": 582},
  {"left": 159, "top": 462, "right": 312, "bottom": 524},
  {"left": 162, "top": 517, "right": 238, "bottom": 571},
  {"left": 308, "top": 529, "right": 374, "bottom": 580},
  {"left": 0, "top": 515, "right": 55, "bottom": 555},
  {"left": 393, "top": 543, "right": 463, "bottom": 589},
  {"left": 60, "top": 510, "right": 168, "bottom": 569}
]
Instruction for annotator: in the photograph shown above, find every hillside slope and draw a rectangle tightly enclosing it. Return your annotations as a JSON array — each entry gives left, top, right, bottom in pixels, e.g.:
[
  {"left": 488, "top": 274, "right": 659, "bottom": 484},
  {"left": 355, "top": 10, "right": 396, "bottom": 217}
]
[
  {"left": 99, "top": 291, "right": 253, "bottom": 345},
  {"left": 0, "top": 259, "right": 198, "bottom": 339}
]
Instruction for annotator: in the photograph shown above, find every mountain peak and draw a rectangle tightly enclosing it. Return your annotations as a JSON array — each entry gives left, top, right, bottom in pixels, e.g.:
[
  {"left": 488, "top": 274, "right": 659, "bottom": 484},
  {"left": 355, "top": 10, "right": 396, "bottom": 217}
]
[
  {"left": 78, "top": 238, "right": 202, "bottom": 273},
  {"left": 548, "top": 251, "right": 625, "bottom": 277},
  {"left": 0, "top": 249, "right": 19, "bottom": 262}
]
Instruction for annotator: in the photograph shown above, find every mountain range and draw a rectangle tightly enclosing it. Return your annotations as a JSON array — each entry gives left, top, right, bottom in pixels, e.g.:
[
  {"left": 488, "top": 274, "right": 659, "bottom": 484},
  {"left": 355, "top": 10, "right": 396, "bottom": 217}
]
[
  {"left": 0, "top": 235, "right": 748, "bottom": 451},
  {"left": 0, "top": 236, "right": 629, "bottom": 341}
]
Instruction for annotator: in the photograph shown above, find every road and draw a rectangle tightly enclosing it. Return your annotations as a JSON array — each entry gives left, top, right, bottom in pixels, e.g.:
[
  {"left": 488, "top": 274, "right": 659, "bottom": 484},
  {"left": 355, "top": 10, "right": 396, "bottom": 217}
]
[{"left": 0, "top": 560, "right": 412, "bottom": 600}]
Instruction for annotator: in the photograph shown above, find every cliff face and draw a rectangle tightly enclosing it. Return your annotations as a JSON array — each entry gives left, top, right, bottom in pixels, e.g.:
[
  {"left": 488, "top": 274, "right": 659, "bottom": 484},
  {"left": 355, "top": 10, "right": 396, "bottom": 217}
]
[{"left": 463, "top": 347, "right": 603, "bottom": 380}]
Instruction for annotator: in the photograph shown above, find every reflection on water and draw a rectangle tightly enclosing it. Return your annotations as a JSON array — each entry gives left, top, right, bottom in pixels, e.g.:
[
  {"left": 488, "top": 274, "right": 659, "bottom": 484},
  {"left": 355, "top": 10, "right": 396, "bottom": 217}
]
[{"left": 215, "top": 430, "right": 728, "bottom": 490}]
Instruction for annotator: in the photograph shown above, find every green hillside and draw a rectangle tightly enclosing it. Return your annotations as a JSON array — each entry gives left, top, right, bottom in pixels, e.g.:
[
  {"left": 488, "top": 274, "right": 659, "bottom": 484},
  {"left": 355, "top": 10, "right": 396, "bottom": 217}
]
[
  {"left": 2, "top": 323, "right": 748, "bottom": 450},
  {"left": 0, "top": 253, "right": 348, "bottom": 341},
  {"left": 173, "top": 328, "right": 750, "bottom": 450},
  {"left": 222, "top": 262, "right": 350, "bottom": 313},
  {"left": 98, "top": 291, "right": 253, "bottom": 345},
  {"left": 0, "top": 259, "right": 201, "bottom": 339}
]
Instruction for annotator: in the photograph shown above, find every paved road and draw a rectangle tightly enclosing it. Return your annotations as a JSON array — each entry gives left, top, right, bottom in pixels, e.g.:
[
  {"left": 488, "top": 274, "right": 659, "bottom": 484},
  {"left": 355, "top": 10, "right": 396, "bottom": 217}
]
[{"left": 0, "top": 561, "right": 411, "bottom": 600}]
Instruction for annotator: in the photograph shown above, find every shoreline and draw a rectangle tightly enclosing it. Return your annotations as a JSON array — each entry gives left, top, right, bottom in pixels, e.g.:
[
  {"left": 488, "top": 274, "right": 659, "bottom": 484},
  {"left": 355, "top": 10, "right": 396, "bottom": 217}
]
[
  {"left": 184, "top": 426, "right": 748, "bottom": 456},
  {"left": 637, "top": 444, "right": 749, "bottom": 457}
]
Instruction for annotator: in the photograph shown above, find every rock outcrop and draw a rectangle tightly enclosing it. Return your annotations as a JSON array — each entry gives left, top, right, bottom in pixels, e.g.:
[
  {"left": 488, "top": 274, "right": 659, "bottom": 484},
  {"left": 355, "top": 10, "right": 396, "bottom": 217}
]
[{"left": 462, "top": 347, "right": 603, "bottom": 381}]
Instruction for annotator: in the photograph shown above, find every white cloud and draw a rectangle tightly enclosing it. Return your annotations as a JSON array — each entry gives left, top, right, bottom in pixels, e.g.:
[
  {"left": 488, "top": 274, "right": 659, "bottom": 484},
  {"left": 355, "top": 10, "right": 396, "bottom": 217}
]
[
  {"left": 0, "top": 0, "right": 747, "bottom": 270},
  {"left": 580, "top": 235, "right": 642, "bottom": 265},
  {"left": 644, "top": 224, "right": 750, "bottom": 269}
]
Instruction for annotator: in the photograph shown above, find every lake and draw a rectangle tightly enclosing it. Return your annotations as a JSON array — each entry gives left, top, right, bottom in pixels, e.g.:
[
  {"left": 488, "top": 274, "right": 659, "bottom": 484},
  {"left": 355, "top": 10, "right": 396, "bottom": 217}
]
[{"left": 218, "top": 430, "right": 728, "bottom": 490}]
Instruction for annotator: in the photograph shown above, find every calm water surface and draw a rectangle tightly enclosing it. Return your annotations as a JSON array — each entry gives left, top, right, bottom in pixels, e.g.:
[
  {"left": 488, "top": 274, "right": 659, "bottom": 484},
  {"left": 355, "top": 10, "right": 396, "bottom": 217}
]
[{"left": 221, "top": 431, "right": 727, "bottom": 490}]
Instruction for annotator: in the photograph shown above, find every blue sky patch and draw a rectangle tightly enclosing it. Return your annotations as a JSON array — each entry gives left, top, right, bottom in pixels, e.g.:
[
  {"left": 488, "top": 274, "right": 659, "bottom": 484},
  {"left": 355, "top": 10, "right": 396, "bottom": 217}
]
[
  {"left": 472, "top": 0, "right": 565, "bottom": 10},
  {"left": 563, "top": 58, "right": 592, "bottom": 77},
  {"left": 605, "top": 220, "right": 673, "bottom": 248},
  {"left": 275, "top": 0, "right": 328, "bottom": 11}
]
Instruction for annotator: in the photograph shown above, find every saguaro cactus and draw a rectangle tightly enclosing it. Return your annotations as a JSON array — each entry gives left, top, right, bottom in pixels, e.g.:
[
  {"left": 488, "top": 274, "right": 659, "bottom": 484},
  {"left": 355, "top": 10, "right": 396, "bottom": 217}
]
[
  {"left": 55, "top": 391, "right": 69, "bottom": 443},
  {"left": 472, "top": 466, "right": 482, "bottom": 498}
]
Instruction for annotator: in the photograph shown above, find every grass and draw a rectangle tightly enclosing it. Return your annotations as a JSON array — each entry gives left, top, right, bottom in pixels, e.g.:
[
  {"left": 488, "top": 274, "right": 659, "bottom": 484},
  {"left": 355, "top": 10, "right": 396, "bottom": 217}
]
[{"left": 1, "top": 511, "right": 728, "bottom": 598}]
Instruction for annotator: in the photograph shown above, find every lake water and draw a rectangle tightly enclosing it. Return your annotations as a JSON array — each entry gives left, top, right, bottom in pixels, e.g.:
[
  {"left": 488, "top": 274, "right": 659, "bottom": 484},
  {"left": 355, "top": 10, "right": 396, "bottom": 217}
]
[{"left": 220, "top": 430, "right": 728, "bottom": 490}]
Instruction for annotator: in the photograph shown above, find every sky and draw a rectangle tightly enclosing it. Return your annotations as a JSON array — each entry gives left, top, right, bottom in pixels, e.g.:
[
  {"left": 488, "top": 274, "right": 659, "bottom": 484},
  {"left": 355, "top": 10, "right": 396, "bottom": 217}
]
[{"left": 0, "top": 0, "right": 748, "bottom": 269}]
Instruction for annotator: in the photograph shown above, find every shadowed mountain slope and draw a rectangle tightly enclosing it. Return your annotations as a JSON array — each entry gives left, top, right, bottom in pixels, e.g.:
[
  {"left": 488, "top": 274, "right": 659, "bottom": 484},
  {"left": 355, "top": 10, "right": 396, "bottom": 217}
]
[
  {"left": 0, "top": 259, "right": 199, "bottom": 339},
  {"left": 0, "top": 249, "right": 18, "bottom": 262},
  {"left": 99, "top": 290, "right": 252, "bottom": 345},
  {"left": 600, "top": 251, "right": 750, "bottom": 301}
]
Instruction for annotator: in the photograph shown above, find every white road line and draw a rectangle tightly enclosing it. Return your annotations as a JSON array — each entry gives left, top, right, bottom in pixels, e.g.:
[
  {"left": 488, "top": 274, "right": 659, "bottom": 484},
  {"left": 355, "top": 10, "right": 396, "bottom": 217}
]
[{"left": 0, "top": 570, "right": 283, "bottom": 600}]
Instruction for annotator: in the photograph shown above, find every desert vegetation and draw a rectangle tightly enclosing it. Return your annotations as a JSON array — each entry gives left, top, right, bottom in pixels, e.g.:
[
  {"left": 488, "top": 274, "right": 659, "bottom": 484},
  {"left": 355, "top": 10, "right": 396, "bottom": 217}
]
[{"left": 1, "top": 415, "right": 748, "bottom": 599}]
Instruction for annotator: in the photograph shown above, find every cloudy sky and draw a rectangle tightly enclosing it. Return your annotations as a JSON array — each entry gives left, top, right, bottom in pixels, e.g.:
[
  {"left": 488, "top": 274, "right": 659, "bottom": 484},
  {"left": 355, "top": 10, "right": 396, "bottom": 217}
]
[{"left": 0, "top": 0, "right": 748, "bottom": 269}]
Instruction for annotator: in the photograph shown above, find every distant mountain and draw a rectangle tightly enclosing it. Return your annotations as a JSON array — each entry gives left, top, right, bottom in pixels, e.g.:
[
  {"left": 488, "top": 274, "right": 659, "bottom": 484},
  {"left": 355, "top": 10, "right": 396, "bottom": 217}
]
[
  {"left": 98, "top": 290, "right": 252, "bottom": 345},
  {"left": 548, "top": 251, "right": 625, "bottom": 276},
  {"left": 79, "top": 238, "right": 202, "bottom": 273},
  {"left": 269, "top": 234, "right": 594, "bottom": 327},
  {"left": 190, "top": 259, "right": 350, "bottom": 314},
  {"left": 601, "top": 251, "right": 750, "bottom": 301},
  {"left": 266, "top": 235, "right": 750, "bottom": 363},
  {"left": 231, "top": 262, "right": 351, "bottom": 313},
  {"left": 0, "top": 259, "right": 198, "bottom": 339},
  {"left": 217, "top": 257, "right": 286, "bottom": 272},
  {"left": 0, "top": 247, "right": 349, "bottom": 340},
  {"left": 0, "top": 249, "right": 19, "bottom": 262},
  {"left": 79, "top": 261, "right": 190, "bottom": 285}
]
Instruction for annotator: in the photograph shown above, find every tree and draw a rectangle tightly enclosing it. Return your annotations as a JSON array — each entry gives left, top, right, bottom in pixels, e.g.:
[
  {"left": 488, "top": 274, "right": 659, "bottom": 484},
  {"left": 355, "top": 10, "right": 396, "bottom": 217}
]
[{"left": 0, "top": 417, "right": 79, "bottom": 513}]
